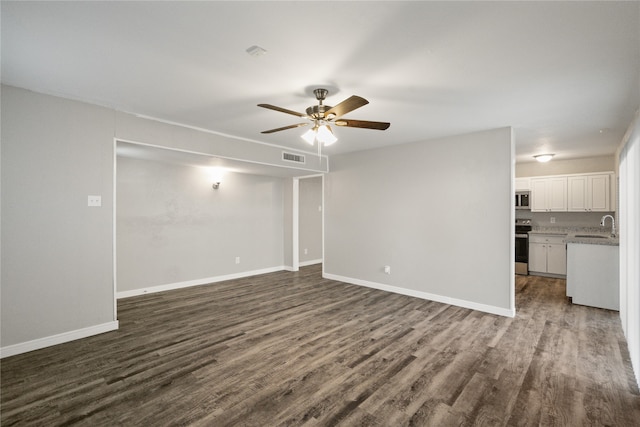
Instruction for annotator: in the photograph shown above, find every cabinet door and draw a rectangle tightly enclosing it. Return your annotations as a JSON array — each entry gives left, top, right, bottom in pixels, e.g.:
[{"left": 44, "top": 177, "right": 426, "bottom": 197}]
[
  {"left": 530, "top": 179, "right": 548, "bottom": 212},
  {"left": 547, "top": 243, "right": 567, "bottom": 275},
  {"left": 528, "top": 242, "right": 547, "bottom": 272},
  {"left": 568, "top": 176, "right": 588, "bottom": 211},
  {"left": 548, "top": 177, "right": 567, "bottom": 211},
  {"left": 589, "top": 174, "right": 610, "bottom": 211}
]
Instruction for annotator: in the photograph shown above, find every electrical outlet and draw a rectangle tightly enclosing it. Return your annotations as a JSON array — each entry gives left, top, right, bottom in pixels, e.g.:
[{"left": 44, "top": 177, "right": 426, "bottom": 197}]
[
  {"left": 235, "top": 257, "right": 240, "bottom": 264},
  {"left": 304, "top": 248, "right": 308, "bottom": 255},
  {"left": 550, "top": 217, "right": 556, "bottom": 224},
  {"left": 384, "top": 265, "right": 391, "bottom": 275}
]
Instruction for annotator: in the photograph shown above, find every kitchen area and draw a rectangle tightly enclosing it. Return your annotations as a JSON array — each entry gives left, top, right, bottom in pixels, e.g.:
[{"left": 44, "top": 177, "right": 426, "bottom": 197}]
[{"left": 515, "top": 156, "right": 619, "bottom": 311}]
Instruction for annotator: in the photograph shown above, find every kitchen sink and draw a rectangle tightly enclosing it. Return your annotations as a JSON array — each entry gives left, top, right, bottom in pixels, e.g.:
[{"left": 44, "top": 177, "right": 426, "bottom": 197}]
[{"left": 574, "top": 234, "right": 609, "bottom": 239}]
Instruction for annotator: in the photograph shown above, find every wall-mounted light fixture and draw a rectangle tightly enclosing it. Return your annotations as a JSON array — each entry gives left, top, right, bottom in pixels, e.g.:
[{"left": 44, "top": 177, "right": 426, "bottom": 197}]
[
  {"left": 208, "top": 167, "right": 225, "bottom": 190},
  {"left": 534, "top": 153, "right": 555, "bottom": 163}
]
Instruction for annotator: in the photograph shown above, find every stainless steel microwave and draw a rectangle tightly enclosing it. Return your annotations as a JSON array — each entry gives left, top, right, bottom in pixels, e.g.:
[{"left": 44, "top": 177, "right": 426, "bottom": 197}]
[{"left": 515, "top": 191, "right": 530, "bottom": 210}]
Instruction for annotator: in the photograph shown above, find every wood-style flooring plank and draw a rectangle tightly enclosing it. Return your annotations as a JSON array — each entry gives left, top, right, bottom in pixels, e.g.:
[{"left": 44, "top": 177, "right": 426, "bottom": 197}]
[{"left": 2, "top": 265, "right": 639, "bottom": 426}]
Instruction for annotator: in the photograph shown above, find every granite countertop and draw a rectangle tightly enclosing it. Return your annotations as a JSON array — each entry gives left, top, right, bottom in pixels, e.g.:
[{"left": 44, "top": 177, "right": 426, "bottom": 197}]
[
  {"left": 528, "top": 226, "right": 619, "bottom": 246},
  {"left": 564, "top": 234, "right": 619, "bottom": 246}
]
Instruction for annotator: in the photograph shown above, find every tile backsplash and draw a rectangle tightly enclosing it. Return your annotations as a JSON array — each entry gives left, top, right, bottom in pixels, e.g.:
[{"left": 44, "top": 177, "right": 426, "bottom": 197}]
[{"left": 515, "top": 210, "right": 615, "bottom": 228}]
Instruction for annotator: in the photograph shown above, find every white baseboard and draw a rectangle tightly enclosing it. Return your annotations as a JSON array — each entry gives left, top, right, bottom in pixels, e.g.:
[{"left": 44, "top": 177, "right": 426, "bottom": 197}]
[
  {"left": 117, "top": 266, "right": 286, "bottom": 299},
  {"left": 0, "top": 321, "right": 119, "bottom": 359},
  {"left": 299, "top": 258, "right": 323, "bottom": 267},
  {"left": 323, "top": 273, "right": 515, "bottom": 318}
]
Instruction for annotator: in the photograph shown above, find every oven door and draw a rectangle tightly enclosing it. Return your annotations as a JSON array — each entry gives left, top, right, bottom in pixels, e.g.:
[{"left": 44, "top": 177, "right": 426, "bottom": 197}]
[{"left": 515, "top": 233, "right": 529, "bottom": 275}]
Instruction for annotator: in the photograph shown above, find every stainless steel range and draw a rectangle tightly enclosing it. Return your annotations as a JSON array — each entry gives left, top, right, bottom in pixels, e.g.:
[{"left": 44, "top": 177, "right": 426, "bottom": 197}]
[{"left": 515, "top": 218, "right": 532, "bottom": 275}]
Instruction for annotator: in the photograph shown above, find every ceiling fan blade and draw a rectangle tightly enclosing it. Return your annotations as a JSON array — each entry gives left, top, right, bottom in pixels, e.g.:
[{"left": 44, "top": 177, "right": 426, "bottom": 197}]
[
  {"left": 334, "top": 119, "right": 390, "bottom": 130},
  {"left": 258, "top": 103, "right": 308, "bottom": 118},
  {"left": 323, "top": 95, "right": 369, "bottom": 119},
  {"left": 261, "top": 123, "right": 309, "bottom": 134}
]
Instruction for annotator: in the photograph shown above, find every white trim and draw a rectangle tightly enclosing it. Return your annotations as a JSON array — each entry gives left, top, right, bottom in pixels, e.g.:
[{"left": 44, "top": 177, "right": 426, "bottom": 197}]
[
  {"left": 323, "top": 273, "right": 515, "bottom": 318},
  {"left": 0, "top": 321, "right": 119, "bottom": 359},
  {"left": 295, "top": 173, "right": 325, "bottom": 179},
  {"left": 112, "top": 137, "right": 118, "bottom": 320},
  {"left": 510, "top": 127, "right": 516, "bottom": 315},
  {"left": 322, "top": 174, "right": 326, "bottom": 278},
  {"left": 292, "top": 178, "right": 300, "bottom": 271},
  {"left": 299, "top": 258, "right": 323, "bottom": 267},
  {"left": 116, "top": 266, "right": 285, "bottom": 299}
]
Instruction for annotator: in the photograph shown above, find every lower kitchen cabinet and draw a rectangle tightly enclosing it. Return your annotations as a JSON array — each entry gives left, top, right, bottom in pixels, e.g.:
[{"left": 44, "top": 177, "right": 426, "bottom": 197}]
[
  {"left": 566, "top": 243, "right": 619, "bottom": 310},
  {"left": 529, "top": 234, "right": 567, "bottom": 276}
]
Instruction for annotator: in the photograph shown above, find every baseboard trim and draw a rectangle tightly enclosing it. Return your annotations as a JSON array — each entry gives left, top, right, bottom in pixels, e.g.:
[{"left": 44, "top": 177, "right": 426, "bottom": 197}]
[
  {"left": 323, "top": 273, "right": 515, "bottom": 318},
  {"left": 117, "top": 266, "right": 286, "bottom": 299},
  {"left": 299, "top": 258, "right": 323, "bottom": 267},
  {"left": 0, "top": 321, "right": 119, "bottom": 359}
]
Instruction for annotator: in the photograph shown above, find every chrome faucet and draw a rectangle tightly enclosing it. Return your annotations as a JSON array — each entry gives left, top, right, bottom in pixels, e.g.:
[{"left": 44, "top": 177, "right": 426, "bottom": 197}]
[{"left": 601, "top": 215, "right": 616, "bottom": 237}]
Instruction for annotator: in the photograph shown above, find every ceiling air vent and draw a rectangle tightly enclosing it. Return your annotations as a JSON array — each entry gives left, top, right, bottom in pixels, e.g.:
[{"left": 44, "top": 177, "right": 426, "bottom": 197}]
[{"left": 282, "top": 152, "right": 305, "bottom": 164}]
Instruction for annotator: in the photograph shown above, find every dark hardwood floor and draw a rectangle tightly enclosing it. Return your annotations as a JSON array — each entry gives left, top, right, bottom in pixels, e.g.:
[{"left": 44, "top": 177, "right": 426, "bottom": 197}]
[{"left": 2, "top": 265, "right": 639, "bottom": 426}]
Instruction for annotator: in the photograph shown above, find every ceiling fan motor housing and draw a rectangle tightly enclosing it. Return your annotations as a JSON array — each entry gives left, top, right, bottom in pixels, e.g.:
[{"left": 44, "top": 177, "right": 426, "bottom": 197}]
[
  {"left": 306, "top": 104, "right": 333, "bottom": 120},
  {"left": 313, "top": 88, "right": 328, "bottom": 101}
]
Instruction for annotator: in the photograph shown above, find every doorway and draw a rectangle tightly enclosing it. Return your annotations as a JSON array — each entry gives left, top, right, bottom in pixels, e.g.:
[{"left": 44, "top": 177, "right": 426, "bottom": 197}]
[{"left": 292, "top": 175, "right": 324, "bottom": 271}]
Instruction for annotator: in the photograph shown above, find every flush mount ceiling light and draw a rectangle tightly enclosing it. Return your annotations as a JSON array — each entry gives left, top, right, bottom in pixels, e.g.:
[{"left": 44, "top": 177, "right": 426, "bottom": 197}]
[{"left": 534, "top": 154, "right": 555, "bottom": 163}]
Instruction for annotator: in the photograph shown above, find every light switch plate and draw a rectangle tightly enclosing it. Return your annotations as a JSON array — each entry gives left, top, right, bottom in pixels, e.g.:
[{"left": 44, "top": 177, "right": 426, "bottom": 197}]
[{"left": 88, "top": 195, "right": 102, "bottom": 207}]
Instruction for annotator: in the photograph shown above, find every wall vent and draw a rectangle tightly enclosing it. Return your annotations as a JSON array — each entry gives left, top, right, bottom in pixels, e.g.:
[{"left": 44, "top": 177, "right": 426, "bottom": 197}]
[{"left": 282, "top": 152, "right": 306, "bottom": 164}]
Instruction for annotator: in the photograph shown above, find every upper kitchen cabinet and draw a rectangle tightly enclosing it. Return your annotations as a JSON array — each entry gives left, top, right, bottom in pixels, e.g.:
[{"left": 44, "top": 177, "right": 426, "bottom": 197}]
[
  {"left": 531, "top": 177, "right": 567, "bottom": 212},
  {"left": 567, "top": 173, "right": 612, "bottom": 212}
]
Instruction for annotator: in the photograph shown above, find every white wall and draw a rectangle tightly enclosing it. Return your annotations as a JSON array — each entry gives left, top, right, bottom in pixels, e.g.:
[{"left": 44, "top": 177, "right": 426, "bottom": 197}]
[
  {"left": 516, "top": 155, "right": 615, "bottom": 177},
  {"left": 618, "top": 111, "right": 640, "bottom": 386},
  {"left": 1, "top": 85, "right": 323, "bottom": 356},
  {"left": 116, "top": 157, "right": 285, "bottom": 295},
  {"left": 1, "top": 85, "right": 117, "bottom": 352},
  {"left": 324, "top": 128, "right": 514, "bottom": 316},
  {"left": 298, "top": 176, "right": 323, "bottom": 264}
]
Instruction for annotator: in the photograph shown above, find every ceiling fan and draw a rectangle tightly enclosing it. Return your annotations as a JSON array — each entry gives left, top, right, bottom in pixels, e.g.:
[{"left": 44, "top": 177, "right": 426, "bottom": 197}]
[{"left": 258, "top": 88, "right": 390, "bottom": 146}]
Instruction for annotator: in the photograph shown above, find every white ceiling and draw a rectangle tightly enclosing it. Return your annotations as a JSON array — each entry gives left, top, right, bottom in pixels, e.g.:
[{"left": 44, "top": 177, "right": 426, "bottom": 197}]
[{"left": 2, "top": 1, "right": 639, "bottom": 165}]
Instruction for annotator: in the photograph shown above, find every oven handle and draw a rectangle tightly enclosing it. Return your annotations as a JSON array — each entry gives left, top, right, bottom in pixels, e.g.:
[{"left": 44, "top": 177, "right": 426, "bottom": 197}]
[{"left": 515, "top": 234, "right": 529, "bottom": 238}]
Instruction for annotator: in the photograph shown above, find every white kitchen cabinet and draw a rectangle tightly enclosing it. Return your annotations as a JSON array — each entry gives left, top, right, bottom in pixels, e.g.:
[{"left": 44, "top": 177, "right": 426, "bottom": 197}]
[
  {"left": 567, "top": 243, "right": 619, "bottom": 310},
  {"left": 531, "top": 177, "right": 567, "bottom": 212},
  {"left": 529, "top": 234, "right": 567, "bottom": 276},
  {"left": 568, "top": 174, "right": 611, "bottom": 212}
]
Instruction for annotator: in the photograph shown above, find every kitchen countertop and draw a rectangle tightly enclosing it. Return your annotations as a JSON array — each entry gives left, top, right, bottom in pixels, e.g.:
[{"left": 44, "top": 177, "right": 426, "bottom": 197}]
[
  {"left": 528, "top": 227, "right": 619, "bottom": 246},
  {"left": 564, "top": 234, "right": 619, "bottom": 246}
]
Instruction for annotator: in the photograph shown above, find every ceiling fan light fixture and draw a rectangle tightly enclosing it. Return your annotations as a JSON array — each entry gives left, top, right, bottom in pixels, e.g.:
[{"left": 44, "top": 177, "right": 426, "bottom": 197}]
[
  {"left": 301, "top": 128, "right": 317, "bottom": 145},
  {"left": 316, "top": 125, "right": 337, "bottom": 146}
]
